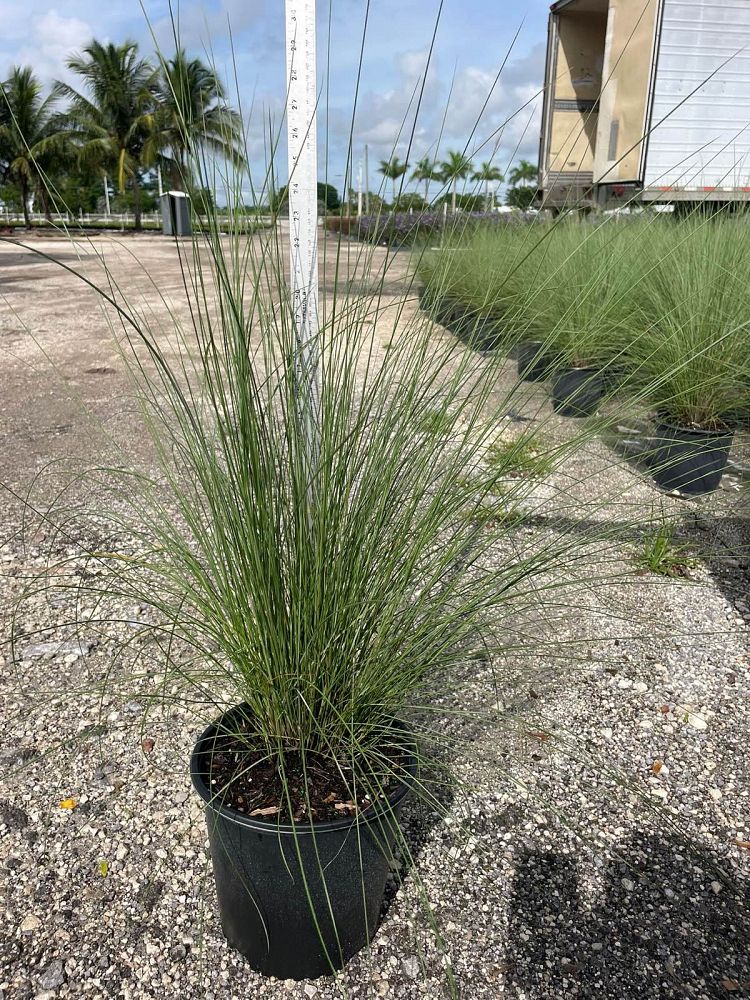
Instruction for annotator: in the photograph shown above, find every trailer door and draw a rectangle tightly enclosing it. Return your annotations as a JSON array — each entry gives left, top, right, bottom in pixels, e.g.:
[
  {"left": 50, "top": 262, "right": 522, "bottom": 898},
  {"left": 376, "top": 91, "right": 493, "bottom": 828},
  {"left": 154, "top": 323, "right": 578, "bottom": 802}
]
[{"left": 644, "top": 0, "right": 750, "bottom": 193}]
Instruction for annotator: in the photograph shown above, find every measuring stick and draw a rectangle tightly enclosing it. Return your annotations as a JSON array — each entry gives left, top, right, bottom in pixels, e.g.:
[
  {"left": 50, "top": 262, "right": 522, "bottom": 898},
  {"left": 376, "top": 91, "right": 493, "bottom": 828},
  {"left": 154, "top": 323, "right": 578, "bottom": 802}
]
[{"left": 285, "top": 0, "right": 320, "bottom": 467}]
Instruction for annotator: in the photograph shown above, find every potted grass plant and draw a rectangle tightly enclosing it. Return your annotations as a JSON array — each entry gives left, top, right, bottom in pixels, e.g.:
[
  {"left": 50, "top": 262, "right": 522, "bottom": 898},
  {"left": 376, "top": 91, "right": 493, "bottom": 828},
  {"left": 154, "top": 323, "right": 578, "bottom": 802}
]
[
  {"left": 628, "top": 218, "right": 750, "bottom": 495},
  {"left": 530, "top": 223, "right": 641, "bottom": 415}
]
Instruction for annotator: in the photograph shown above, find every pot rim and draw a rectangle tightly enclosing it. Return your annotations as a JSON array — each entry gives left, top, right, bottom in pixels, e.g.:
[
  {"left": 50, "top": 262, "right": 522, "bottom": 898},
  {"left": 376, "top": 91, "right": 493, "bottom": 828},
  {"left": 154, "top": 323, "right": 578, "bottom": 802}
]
[
  {"left": 654, "top": 417, "right": 735, "bottom": 439},
  {"left": 190, "top": 705, "right": 417, "bottom": 835}
]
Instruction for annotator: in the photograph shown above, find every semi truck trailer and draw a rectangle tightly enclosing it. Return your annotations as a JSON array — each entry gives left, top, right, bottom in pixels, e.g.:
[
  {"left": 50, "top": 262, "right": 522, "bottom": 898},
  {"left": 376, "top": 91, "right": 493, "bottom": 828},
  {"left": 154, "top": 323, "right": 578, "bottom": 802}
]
[{"left": 538, "top": 0, "right": 750, "bottom": 210}]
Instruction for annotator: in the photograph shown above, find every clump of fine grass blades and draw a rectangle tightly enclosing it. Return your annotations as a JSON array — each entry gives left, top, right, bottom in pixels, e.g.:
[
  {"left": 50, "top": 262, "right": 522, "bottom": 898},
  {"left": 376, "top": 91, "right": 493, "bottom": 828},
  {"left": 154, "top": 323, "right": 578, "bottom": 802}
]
[
  {"left": 12, "top": 173, "right": 635, "bottom": 800},
  {"left": 524, "top": 222, "right": 645, "bottom": 371},
  {"left": 637, "top": 521, "right": 693, "bottom": 578},
  {"left": 485, "top": 432, "right": 553, "bottom": 479},
  {"left": 418, "top": 214, "right": 750, "bottom": 434},
  {"left": 627, "top": 216, "right": 750, "bottom": 430},
  {"left": 415, "top": 221, "right": 554, "bottom": 348}
]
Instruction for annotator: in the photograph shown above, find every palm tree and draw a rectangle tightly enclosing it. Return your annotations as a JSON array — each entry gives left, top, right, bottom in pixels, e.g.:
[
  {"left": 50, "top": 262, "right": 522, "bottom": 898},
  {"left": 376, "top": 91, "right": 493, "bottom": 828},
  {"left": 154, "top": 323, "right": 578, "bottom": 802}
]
[
  {"left": 472, "top": 161, "right": 504, "bottom": 211},
  {"left": 149, "top": 50, "right": 244, "bottom": 191},
  {"left": 439, "top": 150, "right": 473, "bottom": 213},
  {"left": 378, "top": 155, "right": 408, "bottom": 208},
  {"left": 0, "top": 67, "right": 63, "bottom": 225},
  {"left": 410, "top": 156, "right": 440, "bottom": 204},
  {"left": 56, "top": 41, "right": 158, "bottom": 231},
  {"left": 508, "top": 159, "right": 537, "bottom": 187}
]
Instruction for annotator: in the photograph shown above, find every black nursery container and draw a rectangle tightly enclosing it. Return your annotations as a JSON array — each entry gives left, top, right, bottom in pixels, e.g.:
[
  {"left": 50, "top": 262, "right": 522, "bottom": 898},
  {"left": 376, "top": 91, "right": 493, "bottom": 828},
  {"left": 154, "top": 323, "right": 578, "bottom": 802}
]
[
  {"left": 651, "top": 421, "right": 733, "bottom": 496},
  {"left": 517, "top": 340, "right": 556, "bottom": 381},
  {"left": 433, "top": 296, "right": 460, "bottom": 328},
  {"left": 191, "top": 707, "right": 416, "bottom": 980},
  {"left": 551, "top": 367, "right": 604, "bottom": 417},
  {"left": 451, "top": 308, "right": 503, "bottom": 351},
  {"left": 427, "top": 295, "right": 503, "bottom": 352}
]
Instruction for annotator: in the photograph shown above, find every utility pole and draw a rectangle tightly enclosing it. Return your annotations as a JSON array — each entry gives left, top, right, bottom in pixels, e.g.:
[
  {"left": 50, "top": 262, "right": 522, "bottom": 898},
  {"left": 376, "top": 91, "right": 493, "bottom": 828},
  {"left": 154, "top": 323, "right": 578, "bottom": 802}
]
[
  {"left": 357, "top": 159, "right": 363, "bottom": 217},
  {"left": 364, "top": 143, "right": 370, "bottom": 215},
  {"left": 103, "top": 175, "right": 111, "bottom": 217}
]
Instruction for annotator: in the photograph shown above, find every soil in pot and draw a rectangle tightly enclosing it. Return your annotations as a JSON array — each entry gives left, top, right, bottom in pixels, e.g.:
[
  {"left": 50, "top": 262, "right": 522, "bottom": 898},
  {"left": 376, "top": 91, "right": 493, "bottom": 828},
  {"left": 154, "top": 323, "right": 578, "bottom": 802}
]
[
  {"left": 517, "top": 341, "right": 557, "bottom": 381},
  {"left": 551, "top": 367, "right": 604, "bottom": 417},
  {"left": 651, "top": 420, "right": 734, "bottom": 495},
  {"left": 191, "top": 705, "right": 416, "bottom": 980}
]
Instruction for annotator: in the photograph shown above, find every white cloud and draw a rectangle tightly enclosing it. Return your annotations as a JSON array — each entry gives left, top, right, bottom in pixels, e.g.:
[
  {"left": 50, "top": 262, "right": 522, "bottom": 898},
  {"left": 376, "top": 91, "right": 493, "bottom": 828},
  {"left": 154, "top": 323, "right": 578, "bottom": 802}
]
[
  {"left": 12, "top": 9, "right": 95, "bottom": 85},
  {"left": 329, "top": 39, "right": 545, "bottom": 187}
]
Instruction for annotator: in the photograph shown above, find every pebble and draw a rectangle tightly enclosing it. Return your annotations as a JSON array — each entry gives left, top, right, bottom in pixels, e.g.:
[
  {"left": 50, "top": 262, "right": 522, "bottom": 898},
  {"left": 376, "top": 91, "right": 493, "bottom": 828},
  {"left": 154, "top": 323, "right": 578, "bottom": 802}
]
[
  {"left": 621, "top": 878, "right": 635, "bottom": 892},
  {"left": 687, "top": 713, "right": 708, "bottom": 731},
  {"left": 402, "top": 957, "right": 419, "bottom": 978},
  {"left": 303, "top": 986, "right": 317, "bottom": 998},
  {"left": 38, "top": 959, "right": 65, "bottom": 991},
  {"left": 20, "top": 914, "right": 40, "bottom": 933}
]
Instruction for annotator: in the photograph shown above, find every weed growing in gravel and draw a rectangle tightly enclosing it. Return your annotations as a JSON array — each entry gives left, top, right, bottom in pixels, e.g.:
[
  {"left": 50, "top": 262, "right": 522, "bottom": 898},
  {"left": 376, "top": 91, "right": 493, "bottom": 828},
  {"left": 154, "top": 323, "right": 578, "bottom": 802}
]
[
  {"left": 637, "top": 522, "right": 693, "bottom": 578},
  {"left": 486, "top": 432, "right": 553, "bottom": 479}
]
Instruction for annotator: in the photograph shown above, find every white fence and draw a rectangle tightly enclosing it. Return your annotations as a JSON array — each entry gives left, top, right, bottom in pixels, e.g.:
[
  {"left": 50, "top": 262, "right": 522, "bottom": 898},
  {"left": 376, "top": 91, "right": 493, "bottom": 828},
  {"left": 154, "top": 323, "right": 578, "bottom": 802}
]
[
  {"left": 0, "top": 210, "right": 162, "bottom": 227},
  {"left": 0, "top": 209, "right": 273, "bottom": 229}
]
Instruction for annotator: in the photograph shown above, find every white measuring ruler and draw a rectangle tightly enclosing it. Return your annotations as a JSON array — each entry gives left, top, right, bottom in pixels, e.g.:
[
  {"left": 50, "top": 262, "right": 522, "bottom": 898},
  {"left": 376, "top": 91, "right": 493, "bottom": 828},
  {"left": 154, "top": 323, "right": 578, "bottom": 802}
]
[{"left": 285, "top": 0, "right": 320, "bottom": 463}]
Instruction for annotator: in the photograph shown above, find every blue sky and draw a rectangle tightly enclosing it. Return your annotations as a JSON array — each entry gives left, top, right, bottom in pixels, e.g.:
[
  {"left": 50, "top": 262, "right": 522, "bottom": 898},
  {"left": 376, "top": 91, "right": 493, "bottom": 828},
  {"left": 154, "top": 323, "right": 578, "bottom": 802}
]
[{"left": 1, "top": 1, "right": 552, "bottom": 200}]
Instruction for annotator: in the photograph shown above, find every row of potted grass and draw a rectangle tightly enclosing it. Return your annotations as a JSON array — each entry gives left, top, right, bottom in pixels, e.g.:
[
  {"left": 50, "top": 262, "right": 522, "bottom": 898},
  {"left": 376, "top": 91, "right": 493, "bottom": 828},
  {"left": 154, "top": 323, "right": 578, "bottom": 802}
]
[{"left": 417, "top": 216, "right": 750, "bottom": 495}]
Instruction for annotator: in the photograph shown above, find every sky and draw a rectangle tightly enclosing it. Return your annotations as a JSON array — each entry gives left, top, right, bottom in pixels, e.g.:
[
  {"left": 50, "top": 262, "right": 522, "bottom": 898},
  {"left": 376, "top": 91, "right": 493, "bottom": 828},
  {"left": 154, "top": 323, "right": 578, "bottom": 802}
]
[{"left": 0, "top": 0, "right": 553, "bottom": 201}]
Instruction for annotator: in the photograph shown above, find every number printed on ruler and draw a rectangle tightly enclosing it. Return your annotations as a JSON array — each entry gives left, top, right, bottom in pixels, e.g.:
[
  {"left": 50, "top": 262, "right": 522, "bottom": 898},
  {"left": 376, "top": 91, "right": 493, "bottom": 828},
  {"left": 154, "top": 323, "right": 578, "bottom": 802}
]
[{"left": 285, "top": 0, "right": 318, "bottom": 357}]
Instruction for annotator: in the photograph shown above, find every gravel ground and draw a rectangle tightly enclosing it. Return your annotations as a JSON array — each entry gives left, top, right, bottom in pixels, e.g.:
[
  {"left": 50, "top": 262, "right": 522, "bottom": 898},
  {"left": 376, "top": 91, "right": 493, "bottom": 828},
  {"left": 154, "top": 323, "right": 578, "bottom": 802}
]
[{"left": 0, "top": 232, "right": 749, "bottom": 1000}]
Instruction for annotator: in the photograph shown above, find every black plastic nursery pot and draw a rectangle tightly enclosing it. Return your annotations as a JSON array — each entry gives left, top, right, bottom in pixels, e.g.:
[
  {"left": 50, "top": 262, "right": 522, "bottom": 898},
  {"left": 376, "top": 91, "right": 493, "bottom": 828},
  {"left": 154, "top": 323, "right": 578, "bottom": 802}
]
[
  {"left": 651, "top": 421, "right": 734, "bottom": 496},
  {"left": 451, "top": 308, "right": 503, "bottom": 352},
  {"left": 517, "top": 340, "right": 556, "bottom": 381},
  {"left": 191, "top": 706, "right": 417, "bottom": 980},
  {"left": 426, "top": 295, "right": 503, "bottom": 352},
  {"left": 432, "top": 295, "right": 460, "bottom": 328},
  {"left": 551, "top": 367, "right": 604, "bottom": 417}
]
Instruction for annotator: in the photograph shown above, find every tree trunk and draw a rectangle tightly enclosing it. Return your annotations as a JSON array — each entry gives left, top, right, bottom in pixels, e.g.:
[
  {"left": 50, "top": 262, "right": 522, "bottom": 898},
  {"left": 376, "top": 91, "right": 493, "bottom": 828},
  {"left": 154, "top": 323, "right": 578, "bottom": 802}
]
[
  {"left": 132, "top": 173, "right": 143, "bottom": 232},
  {"left": 21, "top": 178, "right": 30, "bottom": 228},
  {"left": 424, "top": 178, "right": 429, "bottom": 203},
  {"left": 41, "top": 189, "right": 53, "bottom": 223},
  {"left": 392, "top": 176, "right": 396, "bottom": 210},
  {"left": 451, "top": 177, "right": 457, "bottom": 214},
  {"left": 486, "top": 178, "right": 490, "bottom": 212}
]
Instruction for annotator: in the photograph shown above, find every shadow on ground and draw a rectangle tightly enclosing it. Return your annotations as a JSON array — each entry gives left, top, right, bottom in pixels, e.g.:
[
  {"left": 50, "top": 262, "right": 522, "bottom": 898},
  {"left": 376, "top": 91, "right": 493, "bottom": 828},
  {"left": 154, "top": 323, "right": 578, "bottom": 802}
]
[{"left": 504, "top": 831, "right": 750, "bottom": 998}]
